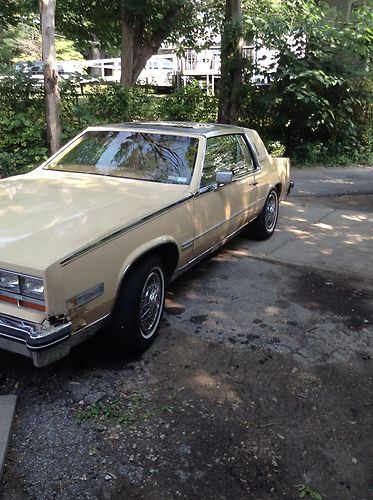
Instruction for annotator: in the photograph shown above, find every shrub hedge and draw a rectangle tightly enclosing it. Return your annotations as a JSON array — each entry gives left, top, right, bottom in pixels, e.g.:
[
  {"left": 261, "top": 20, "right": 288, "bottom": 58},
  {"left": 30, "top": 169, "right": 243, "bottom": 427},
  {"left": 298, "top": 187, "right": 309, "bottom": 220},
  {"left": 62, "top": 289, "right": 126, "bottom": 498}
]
[{"left": 0, "top": 70, "right": 371, "bottom": 178}]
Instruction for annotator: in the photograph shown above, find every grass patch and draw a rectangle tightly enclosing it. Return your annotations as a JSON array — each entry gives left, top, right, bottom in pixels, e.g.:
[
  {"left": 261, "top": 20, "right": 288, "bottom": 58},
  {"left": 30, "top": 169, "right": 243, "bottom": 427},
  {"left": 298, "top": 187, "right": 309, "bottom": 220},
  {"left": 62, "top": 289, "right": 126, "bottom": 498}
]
[
  {"left": 75, "top": 389, "right": 167, "bottom": 428},
  {"left": 298, "top": 484, "right": 323, "bottom": 500}
]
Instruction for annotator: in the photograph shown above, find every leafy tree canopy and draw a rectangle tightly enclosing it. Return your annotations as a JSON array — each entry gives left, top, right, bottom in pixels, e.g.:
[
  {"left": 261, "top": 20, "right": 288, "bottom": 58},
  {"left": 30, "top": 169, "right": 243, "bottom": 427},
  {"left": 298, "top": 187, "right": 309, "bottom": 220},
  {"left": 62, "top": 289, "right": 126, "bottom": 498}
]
[
  {"left": 240, "top": 0, "right": 373, "bottom": 160},
  {"left": 55, "top": 0, "right": 223, "bottom": 55},
  {"left": 0, "top": 23, "right": 83, "bottom": 68}
]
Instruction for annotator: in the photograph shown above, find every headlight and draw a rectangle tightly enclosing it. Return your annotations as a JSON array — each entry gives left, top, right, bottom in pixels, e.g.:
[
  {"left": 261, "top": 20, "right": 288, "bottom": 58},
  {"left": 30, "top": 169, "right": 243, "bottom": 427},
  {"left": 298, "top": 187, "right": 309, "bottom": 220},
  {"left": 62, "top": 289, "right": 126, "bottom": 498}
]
[
  {"left": 0, "top": 270, "right": 20, "bottom": 293},
  {"left": 20, "top": 276, "right": 45, "bottom": 300}
]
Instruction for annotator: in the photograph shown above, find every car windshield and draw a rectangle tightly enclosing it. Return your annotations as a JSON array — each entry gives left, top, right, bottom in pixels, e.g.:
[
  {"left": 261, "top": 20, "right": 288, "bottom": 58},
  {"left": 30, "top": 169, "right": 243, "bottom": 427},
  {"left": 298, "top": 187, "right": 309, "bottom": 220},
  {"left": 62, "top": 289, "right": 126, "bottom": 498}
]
[{"left": 45, "top": 130, "right": 199, "bottom": 185}]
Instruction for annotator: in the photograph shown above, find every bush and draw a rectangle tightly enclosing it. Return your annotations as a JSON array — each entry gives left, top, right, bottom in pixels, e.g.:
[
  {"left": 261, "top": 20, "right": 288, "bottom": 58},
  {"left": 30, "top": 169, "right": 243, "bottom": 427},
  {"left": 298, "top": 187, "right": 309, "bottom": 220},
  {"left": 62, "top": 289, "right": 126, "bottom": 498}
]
[
  {"left": 240, "top": 0, "right": 373, "bottom": 165},
  {"left": 84, "top": 83, "right": 131, "bottom": 123},
  {"left": 60, "top": 81, "right": 165, "bottom": 136},
  {"left": 0, "top": 77, "right": 221, "bottom": 178},
  {"left": 160, "top": 81, "right": 218, "bottom": 122},
  {"left": 80, "top": 83, "right": 163, "bottom": 124},
  {"left": 0, "top": 72, "right": 47, "bottom": 178},
  {"left": 0, "top": 79, "right": 165, "bottom": 177}
]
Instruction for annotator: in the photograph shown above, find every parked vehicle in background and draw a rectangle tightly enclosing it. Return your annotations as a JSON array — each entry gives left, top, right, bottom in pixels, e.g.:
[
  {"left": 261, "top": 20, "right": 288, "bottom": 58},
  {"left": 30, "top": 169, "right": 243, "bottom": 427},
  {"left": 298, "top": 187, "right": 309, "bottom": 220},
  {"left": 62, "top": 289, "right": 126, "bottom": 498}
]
[
  {"left": 14, "top": 61, "right": 77, "bottom": 86},
  {"left": 137, "top": 56, "right": 175, "bottom": 87}
]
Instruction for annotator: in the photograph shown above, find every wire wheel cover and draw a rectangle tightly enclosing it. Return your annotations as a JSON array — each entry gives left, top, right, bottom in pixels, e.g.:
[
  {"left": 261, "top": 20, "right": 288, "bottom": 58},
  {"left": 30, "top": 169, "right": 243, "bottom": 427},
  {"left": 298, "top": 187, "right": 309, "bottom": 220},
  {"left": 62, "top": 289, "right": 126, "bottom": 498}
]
[
  {"left": 139, "top": 267, "right": 164, "bottom": 338},
  {"left": 265, "top": 192, "right": 278, "bottom": 231}
]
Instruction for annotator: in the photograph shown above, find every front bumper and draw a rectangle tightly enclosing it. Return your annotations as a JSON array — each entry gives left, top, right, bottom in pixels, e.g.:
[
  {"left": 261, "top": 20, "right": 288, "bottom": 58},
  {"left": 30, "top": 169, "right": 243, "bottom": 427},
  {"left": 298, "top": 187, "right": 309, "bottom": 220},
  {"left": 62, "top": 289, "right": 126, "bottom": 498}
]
[
  {"left": 0, "top": 314, "right": 72, "bottom": 367},
  {"left": 0, "top": 312, "right": 108, "bottom": 367}
]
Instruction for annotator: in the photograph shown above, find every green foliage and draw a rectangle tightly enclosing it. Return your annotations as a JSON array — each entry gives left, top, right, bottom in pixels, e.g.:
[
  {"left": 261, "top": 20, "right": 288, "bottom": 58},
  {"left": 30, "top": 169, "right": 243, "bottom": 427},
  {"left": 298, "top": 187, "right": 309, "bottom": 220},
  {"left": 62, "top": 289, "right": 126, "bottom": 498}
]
[
  {"left": 75, "top": 392, "right": 150, "bottom": 427},
  {"left": 0, "top": 20, "right": 83, "bottom": 71},
  {"left": 0, "top": 76, "right": 217, "bottom": 178},
  {"left": 55, "top": 0, "right": 217, "bottom": 57},
  {"left": 127, "top": 87, "right": 164, "bottom": 121},
  {"left": 0, "top": 71, "right": 47, "bottom": 178},
  {"left": 75, "top": 390, "right": 163, "bottom": 428},
  {"left": 83, "top": 83, "right": 163, "bottom": 123},
  {"left": 75, "top": 81, "right": 217, "bottom": 125},
  {"left": 267, "top": 140, "right": 286, "bottom": 157},
  {"left": 298, "top": 484, "right": 323, "bottom": 500},
  {"left": 0, "top": 22, "right": 41, "bottom": 69},
  {"left": 241, "top": 0, "right": 373, "bottom": 165},
  {"left": 59, "top": 78, "right": 93, "bottom": 141},
  {"left": 56, "top": 37, "right": 84, "bottom": 61},
  {"left": 0, "top": 0, "right": 35, "bottom": 30},
  {"left": 54, "top": 0, "right": 222, "bottom": 57},
  {"left": 2, "top": 0, "right": 372, "bottom": 179},
  {"left": 160, "top": 81, "right": 218, "bottom": 121},
  {"left": 56, "top": 0, "right": 120, "bottom": 54},
  {"left": 84, "top": 83, "right": 131, "bottom": 123}
]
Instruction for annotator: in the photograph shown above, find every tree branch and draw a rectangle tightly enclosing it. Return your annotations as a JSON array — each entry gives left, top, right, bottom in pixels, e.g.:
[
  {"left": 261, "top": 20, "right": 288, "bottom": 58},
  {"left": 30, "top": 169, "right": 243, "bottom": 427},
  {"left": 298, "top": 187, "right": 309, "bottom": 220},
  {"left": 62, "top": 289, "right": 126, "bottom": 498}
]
[{"left": 131, "top": 4, "right": 185, "bottom": 84}]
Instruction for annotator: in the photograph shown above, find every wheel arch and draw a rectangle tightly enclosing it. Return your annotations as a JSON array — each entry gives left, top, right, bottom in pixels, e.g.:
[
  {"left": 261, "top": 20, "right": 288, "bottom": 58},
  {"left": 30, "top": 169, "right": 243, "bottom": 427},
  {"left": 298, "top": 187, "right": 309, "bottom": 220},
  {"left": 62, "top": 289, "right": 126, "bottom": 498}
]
[
  {"left": 274, "top": 182, "right": 282, "bottom": 197},
  {"left": 114, "top": 238, "right": 180, "bottom": 303}
]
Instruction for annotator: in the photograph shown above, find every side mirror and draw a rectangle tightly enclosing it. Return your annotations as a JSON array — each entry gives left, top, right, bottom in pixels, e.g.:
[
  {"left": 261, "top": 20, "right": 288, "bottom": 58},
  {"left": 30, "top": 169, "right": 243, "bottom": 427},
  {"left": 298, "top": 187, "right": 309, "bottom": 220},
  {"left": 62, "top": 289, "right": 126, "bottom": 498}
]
[{"left": 216, "top": 171, "right": 233, "bottom": 185}]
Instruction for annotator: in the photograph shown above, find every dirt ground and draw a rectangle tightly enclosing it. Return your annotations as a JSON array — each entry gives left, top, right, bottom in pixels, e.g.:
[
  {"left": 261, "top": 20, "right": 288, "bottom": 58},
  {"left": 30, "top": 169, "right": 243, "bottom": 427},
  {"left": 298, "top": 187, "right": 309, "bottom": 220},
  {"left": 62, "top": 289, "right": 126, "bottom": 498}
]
[{"left": 1, "top": 191, "right": 373, "bottom": 499}]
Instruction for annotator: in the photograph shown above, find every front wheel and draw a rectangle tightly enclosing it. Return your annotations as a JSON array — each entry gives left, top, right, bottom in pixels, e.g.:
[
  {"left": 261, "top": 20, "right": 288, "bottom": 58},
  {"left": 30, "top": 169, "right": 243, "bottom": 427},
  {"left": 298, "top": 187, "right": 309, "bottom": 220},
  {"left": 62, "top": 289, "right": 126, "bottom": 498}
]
[
  {"left": 109, "top": 257, "right": 166, "bottom": 355},
  {"left": 250, "top": 189, "right": 279, "bottom": 240}
]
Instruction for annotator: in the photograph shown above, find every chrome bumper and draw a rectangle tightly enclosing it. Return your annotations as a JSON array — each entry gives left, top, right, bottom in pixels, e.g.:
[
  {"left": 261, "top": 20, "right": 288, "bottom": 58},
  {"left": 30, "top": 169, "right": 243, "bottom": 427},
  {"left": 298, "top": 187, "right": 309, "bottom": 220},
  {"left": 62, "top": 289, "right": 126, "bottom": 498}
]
[
  {"left": 0, "top": 313, "right": 108, "bottom": 367},
  {"left": 0, "top": 314, "right": 72, "bottom": 367}
]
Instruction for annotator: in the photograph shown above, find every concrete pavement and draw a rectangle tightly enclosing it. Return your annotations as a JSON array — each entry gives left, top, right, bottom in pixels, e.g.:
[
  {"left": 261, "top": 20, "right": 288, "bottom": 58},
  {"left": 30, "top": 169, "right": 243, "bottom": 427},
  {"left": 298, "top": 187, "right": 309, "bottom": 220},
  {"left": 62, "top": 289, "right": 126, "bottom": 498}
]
[
  {"left": 245, "top": 198, "right": 373, "bottom": 280},
  {"left": 240, "top": 165, "right": 373, "bottom": 279},
  {"left": 292, "top": 165, "right": 373, "bottom": 197}
]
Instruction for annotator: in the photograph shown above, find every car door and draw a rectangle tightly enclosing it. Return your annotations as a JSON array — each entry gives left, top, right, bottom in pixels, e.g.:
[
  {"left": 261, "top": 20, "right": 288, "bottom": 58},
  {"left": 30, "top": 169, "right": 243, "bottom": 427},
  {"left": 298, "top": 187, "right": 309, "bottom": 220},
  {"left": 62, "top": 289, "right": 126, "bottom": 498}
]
[{"left": 193, "top": 133, "right": 258, "bottom": 257}]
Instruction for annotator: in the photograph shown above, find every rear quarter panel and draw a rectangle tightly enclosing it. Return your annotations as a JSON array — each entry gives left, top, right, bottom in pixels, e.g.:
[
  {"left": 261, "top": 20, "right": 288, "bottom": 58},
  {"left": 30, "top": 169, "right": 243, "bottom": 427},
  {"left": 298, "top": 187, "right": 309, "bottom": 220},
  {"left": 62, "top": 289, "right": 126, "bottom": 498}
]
[
  {"left": 271, "top": 157, "right": 292, "bottom": 199},
  {"left": 244, "top": 128, "right": 291, "bottom": 207}
]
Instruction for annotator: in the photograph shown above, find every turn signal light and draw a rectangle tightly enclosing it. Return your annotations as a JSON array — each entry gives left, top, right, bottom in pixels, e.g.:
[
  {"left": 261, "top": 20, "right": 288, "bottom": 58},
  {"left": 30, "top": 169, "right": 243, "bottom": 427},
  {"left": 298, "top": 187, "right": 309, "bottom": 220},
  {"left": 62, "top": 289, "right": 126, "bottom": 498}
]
[{"left": 0, "top": 294, "right": 46, "bottom": 312}]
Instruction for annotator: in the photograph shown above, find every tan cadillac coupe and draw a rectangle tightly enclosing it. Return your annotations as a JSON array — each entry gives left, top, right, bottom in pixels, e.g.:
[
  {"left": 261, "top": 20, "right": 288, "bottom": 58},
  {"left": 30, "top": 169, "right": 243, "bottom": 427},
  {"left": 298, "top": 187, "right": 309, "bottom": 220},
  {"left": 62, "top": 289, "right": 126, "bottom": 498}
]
[{"left": 0, "top": 122, "right": 292, "bottom": 366}]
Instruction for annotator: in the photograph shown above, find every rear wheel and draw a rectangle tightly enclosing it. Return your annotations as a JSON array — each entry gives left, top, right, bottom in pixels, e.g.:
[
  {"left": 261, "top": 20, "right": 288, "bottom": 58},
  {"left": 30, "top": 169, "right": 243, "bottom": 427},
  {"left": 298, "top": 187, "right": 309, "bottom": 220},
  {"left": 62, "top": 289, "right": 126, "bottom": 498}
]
[
  {"left": 109, "top": 257, "right": 166, "bottom": 355},
  {"left": 250, "top": 189, "right": 279, "bottom": 240}
]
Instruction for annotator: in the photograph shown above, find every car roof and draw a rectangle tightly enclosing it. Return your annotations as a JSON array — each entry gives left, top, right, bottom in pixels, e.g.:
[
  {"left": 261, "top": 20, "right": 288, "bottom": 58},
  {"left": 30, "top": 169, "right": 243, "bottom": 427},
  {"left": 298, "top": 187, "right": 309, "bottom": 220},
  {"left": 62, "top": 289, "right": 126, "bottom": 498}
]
[{"left": 89, "top": 121, "right": 245, "bottom": 137}]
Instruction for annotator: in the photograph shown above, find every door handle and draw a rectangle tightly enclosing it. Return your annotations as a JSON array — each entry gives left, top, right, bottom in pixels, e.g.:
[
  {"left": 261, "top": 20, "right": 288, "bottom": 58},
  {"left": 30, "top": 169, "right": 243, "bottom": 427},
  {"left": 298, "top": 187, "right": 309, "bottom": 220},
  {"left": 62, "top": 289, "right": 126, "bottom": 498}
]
[{"left": 251, "top": 181, "right": 258, "bottom": 186}]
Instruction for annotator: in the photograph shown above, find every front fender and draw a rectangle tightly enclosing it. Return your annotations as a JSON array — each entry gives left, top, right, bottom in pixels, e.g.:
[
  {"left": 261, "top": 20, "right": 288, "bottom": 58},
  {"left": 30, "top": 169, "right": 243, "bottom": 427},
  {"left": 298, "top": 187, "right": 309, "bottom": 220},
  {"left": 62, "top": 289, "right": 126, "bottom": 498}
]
[{"left": 115, "top": 236, "right": 180, "bottom": 294}]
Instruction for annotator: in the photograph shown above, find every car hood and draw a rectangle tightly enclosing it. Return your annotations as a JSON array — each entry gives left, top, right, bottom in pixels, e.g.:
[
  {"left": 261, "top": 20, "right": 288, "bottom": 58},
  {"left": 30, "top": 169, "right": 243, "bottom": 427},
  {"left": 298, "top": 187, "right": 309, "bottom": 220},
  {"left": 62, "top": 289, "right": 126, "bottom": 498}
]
[{"left": 0, "top": 171, "right": 189, "bottom": 271}]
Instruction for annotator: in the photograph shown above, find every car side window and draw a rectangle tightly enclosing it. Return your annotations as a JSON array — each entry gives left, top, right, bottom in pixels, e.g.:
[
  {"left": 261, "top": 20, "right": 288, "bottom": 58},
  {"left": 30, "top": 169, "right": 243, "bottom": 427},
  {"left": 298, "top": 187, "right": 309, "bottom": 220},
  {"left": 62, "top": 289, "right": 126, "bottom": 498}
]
[{"left": 201, "top": 135, "right": 254, "bottom": 187}]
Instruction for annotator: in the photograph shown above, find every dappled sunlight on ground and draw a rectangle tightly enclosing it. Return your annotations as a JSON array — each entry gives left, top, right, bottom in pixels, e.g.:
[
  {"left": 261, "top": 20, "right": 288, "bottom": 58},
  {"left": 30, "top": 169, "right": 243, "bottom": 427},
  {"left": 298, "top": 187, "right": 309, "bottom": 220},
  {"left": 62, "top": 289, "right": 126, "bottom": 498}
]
[
  {"left": 320, "top": 248, "right": 333, "bottom": 255},
  {"left": 342, "top": 213, "right": 370, "bottom": 222},
  {"left": 264, "top": 306, "right": 282, "bottom": 316},
  {"left": 243, "top": 200, "right": 373, "bottom": 278},
  {"left": 192, "top": 370, "right": 242, "bottom": 404},
  {"left": 317, "top": 178, "right": 354, "bottom": 185},
  {"left": 314, "top": 222, "right": 333, "bottom": 230}
]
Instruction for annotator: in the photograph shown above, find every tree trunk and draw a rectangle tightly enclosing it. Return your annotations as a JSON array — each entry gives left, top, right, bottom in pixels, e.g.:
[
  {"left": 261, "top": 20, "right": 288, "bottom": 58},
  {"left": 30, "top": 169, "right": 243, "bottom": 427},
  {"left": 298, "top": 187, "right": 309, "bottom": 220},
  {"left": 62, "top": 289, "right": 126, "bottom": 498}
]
[
  {"left": 120, "top": 11, "right": 134, "bottom": 86},
  {"left": 218, "top": 0, "right": 243, "bottom": 124},
  {"left": 89, "top": 34, "right": 102, "bottom": 77},
  {"left": 120, "top": 4, "right": 184, "bottom": 88},
  {"left": 39, "top": 0, "right": 61, "bottom": 154}
]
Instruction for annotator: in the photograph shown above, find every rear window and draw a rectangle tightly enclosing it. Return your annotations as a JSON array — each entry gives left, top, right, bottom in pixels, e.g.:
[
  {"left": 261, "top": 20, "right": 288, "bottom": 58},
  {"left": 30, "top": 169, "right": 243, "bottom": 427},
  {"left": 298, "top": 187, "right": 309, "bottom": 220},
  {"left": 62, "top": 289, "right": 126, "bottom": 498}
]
[{"left": 45, "top": 130, "right": 199, "bottom": 185}]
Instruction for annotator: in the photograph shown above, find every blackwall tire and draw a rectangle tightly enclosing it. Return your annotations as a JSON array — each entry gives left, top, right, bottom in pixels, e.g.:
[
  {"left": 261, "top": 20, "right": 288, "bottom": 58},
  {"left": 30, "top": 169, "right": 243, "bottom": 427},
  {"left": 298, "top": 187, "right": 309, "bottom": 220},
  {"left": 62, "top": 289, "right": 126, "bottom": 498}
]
[
  {"left": 109, "top": 257, "right": 166, "bottom": 355},
  {"left": 250, "top": 189, "right": 279, "bottom": 240}
]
